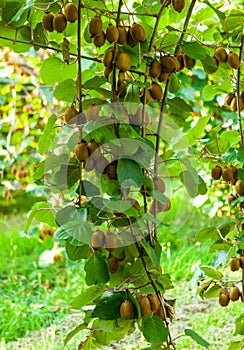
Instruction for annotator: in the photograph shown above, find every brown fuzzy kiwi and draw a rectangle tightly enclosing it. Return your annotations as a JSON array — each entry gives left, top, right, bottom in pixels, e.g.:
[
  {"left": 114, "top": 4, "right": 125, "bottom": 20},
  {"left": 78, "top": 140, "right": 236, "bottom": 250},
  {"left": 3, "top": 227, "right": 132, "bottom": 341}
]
[
  {"left": 74, "top": 142, "right": 89, "bottom": 162},
  {"left": 89, "top": 16, "right": 103, "bottom": 36},
  {"left": 149, "top": 60, "right": 162, "bottom": 79},
  {"left": 211, "top": 165, "right": 222, "bottom": 180},
  {"left": 127, "top": 198, "right": 141, "bottom": 212},
  {"left": 227, "top": 52, "right": 240, "bottom": 69},
  {"left": 104, "top": 66, "right": 112, "bottom": 79},
  {"left": 149, "top": 198, "right": 171, "bottom": 214},
  {"left": 210, "top": 57, "right": 219, "bottom": 73},
  {"left": 154, "top": 177, "right": 166, "bottom": 193},
  {"left": 130, "top": 23, "right": 146, "bottom": 42},
  {"left": 240, "top": 256, "right": 244, "bottom": 269},
  {"left": 91, "top": 229, "right": 105, "bottom": 249},
  {"left": 140, "top": 89, "right": 152, "bottom": 105},
  {"left": 86, "top": 103, "right": 99, "bottom": 121},
  {"left": 94, "top": 31, "right": 106, "bottom": 47},
  {"left": 102, "top": 49, "right": 114, "bottom": 67},
  {"left": 138, "top": 295, "right": 151, "bottom": 317},
  {"left": 105, "top": 232, "right": 118, "bottom": 252},
  {"left": 95, "top": 156, "right": 109, "bottom": 173},
  {"left": 117, "top": 82, "right": 127, "bottom": 98},
  {"left": 132, "top": 107, "right": 151, "bottom": 126},
  {"left": 158, "top": 72, "right": 171, "bottom": 83},
  {"left": 235, "top": 179, "right": 244, "bottom": 195},
  {"left": 84, "top": 158, "right": 95, "bottom": 172},
  {"left": 118, "top": 71, "right": 125, "bottom": 84},
  {"left": 64, "top": 2, "right": 78, "bottom": 23},
  {"left": 218, "top": 290, "right": 230, "bottom": 307},
  {"left": 120, "top": 300, "right": 135, "bottom": 319},
  {"left": 116, "top": 53, "right": 131, "bottom": 72},
  {"left": 155, "top": 305, "right": 166, "bottom": 320},
  {"left": 229, "top": 257, "right": 240, "bottom": 272},
  {"left": 227, "top": 194, "right": 237, "bottom": 206},
  {"left": 172, "top": 0, "right": 186, "bottom": 12},
  {"left": 107, "top": 255, "right": 119, "bottom": 274},
  {"left": 87, "top": 140, "right": 101, "bottom": 159},
  {"left": 230, "top": 97, "right": 237, "bottom": 112},
  {"left": 224, "top": 93, "right": 235, "bottom": 107},
  {"left": 53, "top": 12, "right": 67, "bottom": 33},
  {"left": 127, "top": 28, "right": 138, "bottom": 47},
  {"left": 214, "top": 47, "right": 227, "bottom": 63},
  {"left": 160, "top": 56, "right": 178, "bottom": 73},
  {"left": 229, "top": 286, "right": 240, "bottom": 302},
  {"left": 148, "top": 294, "right": 160, "bottom": 313},
  {"left": 177, "top": 54, "right": 185, "bottom": 70},
  {"left": 222, "top": 167, "right": 234, "bottom": 182},
  {"left": 183, "top": 54, "right": 196, "bottom": 69},
  {"left": 150, "top": 83, "right": 163, "bottom": 100},
  {"left": 42, "top": 12, "right": 54, "bottom": 32},
  {"left": 118, "top": 27, "right": 127, "bottom": 44},
  {"left": 64, "top": 107, "right": 78, "bottom": 124},
  {"left": 105, "top": 162, "right": 117, "bottom": 180},
  {"left": 106, "top": 24, "right": 119, "bottom": 43}
]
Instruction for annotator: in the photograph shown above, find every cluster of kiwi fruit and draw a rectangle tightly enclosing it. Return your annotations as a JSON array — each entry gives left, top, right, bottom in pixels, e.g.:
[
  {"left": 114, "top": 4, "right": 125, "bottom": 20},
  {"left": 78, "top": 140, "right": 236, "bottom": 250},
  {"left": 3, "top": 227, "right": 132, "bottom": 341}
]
[
  {"left": 39, "top": 227, "right": 55, "bottom": 242},
  {"left": 12, "top": 163, "right": 29, "bottom": 180},
  {"left": 42, "top": 2, "right": 78, "bottom": 33},
  {"left": 218, "top": 254, "right": 244, "bottom": 307},
  {"left": 208, "top": 47, "right": 241, "bottom": 74},
  {"left": 211, "top": 165, "right": 244, "bottom": 209},
  {"left": 224, "top": 91, "right": 244, "bottom": 112}
]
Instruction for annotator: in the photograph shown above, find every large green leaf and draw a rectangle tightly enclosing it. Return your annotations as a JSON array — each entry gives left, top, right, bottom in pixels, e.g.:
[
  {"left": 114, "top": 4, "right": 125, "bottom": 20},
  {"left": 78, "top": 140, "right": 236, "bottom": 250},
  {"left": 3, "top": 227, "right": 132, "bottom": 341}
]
[
  {"left": 24, "top": 201, "right": 56, "bottom": 233},
  {"left": 185, "top": 329, "right": 210, "bottom": 348},
  {"left": 117, "top": 159, "right": 144, "bottom": 189},
  {"left": 66, "top": 242, "right": 90, "bottom": 261},
  {"left": 71, "top": 286, "right": 103, "bottom": 310},
  {"left": 181, "top": 41, "right": 207, "bottom": 59},
  {"left": 92, "top": 291, "right": 126, "bottom": 320},
  {"left": 85, "top": 251, "right": 110, "bottom": 286},
  {"left": 54, "top": 79, "right": 77, "bottom": 102},
  {"left": 38, "top": 114, "right": 57, "bottom": 155},
  {"left": 235, "top": 314, "right": 244, "bottom": 336},
  {"left": 141, "top": 315, "right": 168, "bottom": 343},
  {"left": 40, "top": 57, "right": 77, "bottom": 84},
  {"left": 196, "top": 227, "right": 219, "bottom": 243}
]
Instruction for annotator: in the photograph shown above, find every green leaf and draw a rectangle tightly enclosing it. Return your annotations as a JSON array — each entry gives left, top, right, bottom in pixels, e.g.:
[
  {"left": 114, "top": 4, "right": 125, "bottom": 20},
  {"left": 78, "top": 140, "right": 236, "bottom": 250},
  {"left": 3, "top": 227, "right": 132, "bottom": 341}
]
[
  {"left": 38, "top": 114, "right": 57, "bottom": 155},
  {"left": 196, "top": 227, "right": 219, "bottom": 243},
  {"left": 71, "top": 286, "right": 103, "bottom": 310},
  {"left": 228, "top": 341, "right": 244, "bottom": 350},
  {"left": 237, "top": 149, "right": 244, "bottom": 163},
  {"left": 167, "top": 97, "right": 193, "bottom": 119},
  {"left": 64, "top": 323, "right": 87, "bottom": 345},
  {"left": 83, "top": 76, "right": 107, "bottom": 90},
  {"left": 185, "top": 329, "right": 210, "bottom": 348},
  {"left": 85, "top": 251, "right": 110, "bottom": 286},
  {"left": 235, "top": 314, "right": 244, "bottom": 335},
  {"left": 117, "top": 159, "right": 144, "bottom": 189},
  {"left": 54, "top": 79, "right": 77, "bottom": 102},
  {"left": 181, "top": 41, "right": 207, "bottom": 59},
  {"left": 33, "top": 23, "right": 49, "bottom": 49},
  {"left": 24, "top": 201, "right": 56, "bottom": 233},
  {"left": 204, "top": 0, "right": 226, "bottom": 20},
  {"left": 180, "top": 170, "right": 198, "bottom": 198},
  {"left": 40, "top": 57, "right": 77, "bottom": 84},
  {"left": 203, "top": 285, "right": 222, "bottom": 299},
  {"left": 142, "top": 315, "right": 168, "bottom": 343},
  {"left": 66, "top": 242, "right": 90, "bottom": 261},
  {"left": 141, "top": 240, "right": 159, "bottom": 267},
  {"left": 92, "top": 291, "right": 126, "bottom": 320}
]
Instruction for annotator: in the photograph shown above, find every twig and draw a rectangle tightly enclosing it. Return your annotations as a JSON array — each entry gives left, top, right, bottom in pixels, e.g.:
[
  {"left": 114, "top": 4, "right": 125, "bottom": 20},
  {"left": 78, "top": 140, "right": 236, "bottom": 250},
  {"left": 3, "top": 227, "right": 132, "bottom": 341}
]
[{"left": 236, "top": 32, "right": 244, "bottom": 149}]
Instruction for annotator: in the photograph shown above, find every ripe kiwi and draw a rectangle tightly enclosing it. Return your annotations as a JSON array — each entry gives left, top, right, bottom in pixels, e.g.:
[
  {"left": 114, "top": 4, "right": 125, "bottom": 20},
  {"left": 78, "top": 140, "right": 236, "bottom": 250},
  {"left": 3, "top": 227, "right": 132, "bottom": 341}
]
[
  {"left": 120, "top": 300, "right": 135, "bottom": 319},
  {"left": 161, "top": 56, "right": 178, "bottom": 73},
  {"left": 106, "top": 24, "right": 119, "bottom": 43},
  {"left": 149, "top": 60, "right": 161, "bottom": 79},
  {"left": 148, "top": 294, "right": 160, "bottom": 313},
  {"left": 116, "top": 52, "right": 131, "bottom": 72},
  {"left": 140, "top": 88, "right": 151, "bottom": 105},
  {"left": 86, "top": 103, "right": 99, "bottom": 121},
  {"left": 127, "top": 198, "right": 141, "bottom": 212},
  {"left": 64, "top": 2, "right": 78, "bottom": 23},
  {"left": 235, "top": 179, "right": 244, "bottom": 195},
  {"left": 64, "top": 107, "right": 78, "bottom": 124},
  {"left": 150, "top": 83, "right": 163, "bottom": 100},
  {"left": 214, "top": 47, "right": 227, "bottom": 63},
  {"left": 105, "top": 231, "right": 118, "bottom": 252},
  {"left": 229, "top": 286, "right": 240, "bottom": 302},
  {"left": 105, "top": 162, "right": 117, "bottom": 180},
  {"left": 53, "top": 12, "right": 67, "bottom": 32},
  {"left": 91, "top": 229, "right": 105, "bottom": 249},
  {"left": 130, "top": 23, "right": 146, "bottom": 42},
  {"left": 95, "top": 156, "right": 109, "bottom": 173},
  {"left": 224, "top": 93, "right": 235, "bottom": 107},
  {"left": 42, "top": 12, "right": 54, "bottom": 32},
  {"left": 94, "top": 31, "right": 106, "bottom": 47},
  {"left": 104, "top": 66, "right": 112, "bottom": 79},
  {"left": 222, "top": 167, "right": 234, "bottom": 182},
  {"left": 155, "top": 305, "right": 166, "bottom": 321},
  {"left": 158, "top": 72, "right": 171, "bottom": 83},
  {"left": 153, "top": 177, "right": 166, "bottom": 193},
  {"left": 240, "top": 256, "right": 244, "bottom": 269},
  {"left": 118, "top": 71, "right": 125, "bottom": 84},
  {"left": 230, "top": 97, "right": 237, "bottom": 112},
  {"left": 218, "top": 290, "right": 230, "bottom": 307},
  {"left": 107, "top": 255, "right": 119, "bottom": 274},
  {"left": 84, "top": 158, "right": 95, "bottom": 172},
  {"left": 211, "top": 165, "right": 222, "bottom": 180},
  {"left": 102, "top": 48, "right": 114, "bottom": 67},
  {"left": 227, "top": 52, "right": 240, "bottom": 69},
  {"left": 149, "top": 198, "right": 171, "bottom": 214},
  {"left": 183, "top": 54, "right": 196, "bottom": 69},
  {"left": 89, "top": 16, "right": 103, "bottom": 36},
  {"left": 87, "top": 140, "right": 101, "bottom": 159},
  {"left": 138, "top": 295, "right": 151, "bottom": 317},
  {"left": 127, "top": 28, "right": 138, "bottom": 47},
  {"left": 177, "top": 54, "right": 185, "bottom": 70},
  {"left": 172, "top": 0, "right": 186, "bottom": 13},
  {"left": 229, "top": 257, "right": 240, "bottom": 272},
  {"left": 117, "top": 82, "right": 127, "bottom": 98},
  {"left": 210, "top": 57, "right": 219, "bottom": 73},
  {"left": 227, "top": 194, "right": 237, "bottom": 206},
  {"left": 118, "top": 27, "right": 127, "bottom": 44},
  {"left": 132, "top": 107, "right": 151, "bottom": 126},
  {"left": 74, "top": 142, "right": 89, "bottom": 162}
]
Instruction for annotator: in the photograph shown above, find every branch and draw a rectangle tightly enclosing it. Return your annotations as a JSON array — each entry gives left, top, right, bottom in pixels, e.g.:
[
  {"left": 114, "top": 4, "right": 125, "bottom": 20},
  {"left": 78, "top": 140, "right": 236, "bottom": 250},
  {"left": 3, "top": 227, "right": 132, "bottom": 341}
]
[{"left": 236, "top": 31, "right": 244, "bottom": 149}]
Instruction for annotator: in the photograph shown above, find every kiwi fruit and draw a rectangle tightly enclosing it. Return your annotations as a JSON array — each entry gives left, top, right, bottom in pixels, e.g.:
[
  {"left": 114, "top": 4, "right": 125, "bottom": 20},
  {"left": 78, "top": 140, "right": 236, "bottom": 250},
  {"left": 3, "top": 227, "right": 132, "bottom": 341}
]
[
  {"left": 240, "top": 256, "right": 244, "bottom": 269},
  {"left": 102, "top": 48, "right": 114, "bottom": 67},
  {"left": 87, "top": 140, "right": 101, "bottom": 159},
  {"left": 94, "top": 31, "right": 106, "bottom": 47},
  {"left": 64, "top": 2, "right": 78, "bottom": 23},
  {"left": 158, "top": 72, "right": 171, "bottom": 83},
  {"left": 177, "top": 54, "right": 185, "bottom": 70},
  {"left": 130, "top": 23, "right": 146, "bottom": 42},
  {"left": 230, "top": 97, "right": 237, "bottom": 112},
  {"left": 149, "top": 198, "right": 171, "bottom": 214},
  {"left": 229, "top": 286, "right": 240, "bottom": 302},
  {"left": 214, "top": 47, "right": 227, "bottom": 63},
  {"left": 127, "top": 28, "right": 138, "bottom": 47},
  {"left": 172, "top": 0, "right": 186, "bottom": 12},
  {"left": 229, "top": 257, "right": 240, "bottom": 272},
  {"left": 105, "top": 162, "right": 117, "bottom": 180},
  {"left": 91, "top": 229, "right": 105, "bottom": 249},
  {"left": 74, "top": 142, "right": 89, "bottom": 162},
  {"left": 127, "top": 198, "right": 141, "bottom": 212},
  {"left": 227, "top": 194, "right": 237, "bottom": 206},
  {"left": 106, "top": 24, "right": 119, "bottom": 43},
  {"left": 107, "top": 255, "right": 119, "bottom": 274},
  {"left": 149, "top": 60, "right": 161, "bottom": 79},
  {"left": 89, "top": 16, "right": 103, "bottom": 36},
  {"left": 211, "top": 165, "right": 222, "bottom": 180},
  {"left": 118, "top": 27, "right": 127, "bottom": 44},
  {"left": 118, "top": 71, "right": 125, "bottom": 84},
  {"left": 117, "top": 82, "right": 127, "bottom": 98},
  {"left": 227, "top": 52, "right": 240, "bottom": 69},
  {"left": 95, "top": 156, "right": 109, "bottom": 173},
  {"left": 222, "top": 167, "right": 234, "bottom": 182},
  {"left": 132, "top": 107, "right": 151, "bottom": 126},
  {"left": 155, "top": 305, "right": 166, "bottom": 321},
  {"left": 154, "top": 177, "right": 166, "bottom": 193},
  {"left": 224, "top": 93, "right": 235, "bottom": 107},
  {"left": 84, "top": 158, "right": 95, "bottom": 172},
  {"left": 105, "top": 231, "right": 118, "bottom": 252},
  {"left": 161, "top": 56, "right": 179, "bottom": 73},
  {"left": 235, "top": 179, "right": 244, "bottom": 195},
  {"left": 138, "top": 295, "right": 151, "bottom": 317},
  {"left": 120, "top": 300, "right": 135, "bottom": 319},
  {"left": 104, "top": 66, "right": 112, "bottom": 79},
  {"left": 183, "top": 54, "right": 196, "bottom": 69},
  {"left": 140, "top": 89, "right": 152, "bottom": 105},
  {"left": 150, "top": 83, "right": 163, "bottom": 100},
  {"left": 211, "top": 57, "right": 219, "bottom": 73},
  {"left": 116, "top": 52, "right": 131, "bottom": 72},
  {"left": 64, "top": 107, "right": 78, "bottom": 124},
  {"left": 86, "top": 103, "right": 99, "bottom": 121},
  {"left": 148, "top": 294, "right": 160, "bottom": 313},
  {"left": 53, "top": 12, "right": 67, "bottom": 32},
  {"left": 218, "top": 290, "right": 230, "bottom": 307},
  {"left": 42, "top": 12, "right": 54, "bottom": 32}
]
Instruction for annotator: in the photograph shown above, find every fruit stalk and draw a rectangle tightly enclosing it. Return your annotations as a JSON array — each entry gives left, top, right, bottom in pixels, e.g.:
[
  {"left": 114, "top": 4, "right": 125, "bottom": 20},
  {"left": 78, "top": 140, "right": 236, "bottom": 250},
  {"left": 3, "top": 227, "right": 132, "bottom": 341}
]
[{"left": 236, "top": 32, "right": 244, "bottom": 149}]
